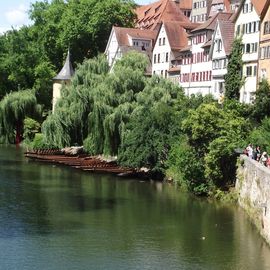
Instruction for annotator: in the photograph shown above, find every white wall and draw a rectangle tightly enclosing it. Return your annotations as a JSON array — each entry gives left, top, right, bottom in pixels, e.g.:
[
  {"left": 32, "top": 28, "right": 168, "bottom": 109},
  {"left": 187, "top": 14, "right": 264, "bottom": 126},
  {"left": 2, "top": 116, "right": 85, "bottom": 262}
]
[
  {"left": 152, "top": 24, "right": 172, "bottom": 78},
  {"left": 235, "top": 0, "right": 260, "bottom": 103},
  {"left": 180, "top": 32, "right": 214, "bottom": 97},
  {"left": 211, "top": 23, "right": 228, "bottom": 99},
  {"left": 105, "top": 30, "right": 121, "bottom": 67}
]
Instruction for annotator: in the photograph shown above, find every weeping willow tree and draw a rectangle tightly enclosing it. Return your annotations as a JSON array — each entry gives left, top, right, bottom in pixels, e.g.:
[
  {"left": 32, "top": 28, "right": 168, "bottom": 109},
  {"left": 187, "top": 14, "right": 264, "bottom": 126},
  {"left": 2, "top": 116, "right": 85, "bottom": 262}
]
[
  {"left": 42, "top": 51, "right": 148, "bottom": 153},
  {"left": 42, "top": 54, "right": 110, "bottom": 148},
  {"left": 0, "top": 89, "right": 41, "bottom": 143}
]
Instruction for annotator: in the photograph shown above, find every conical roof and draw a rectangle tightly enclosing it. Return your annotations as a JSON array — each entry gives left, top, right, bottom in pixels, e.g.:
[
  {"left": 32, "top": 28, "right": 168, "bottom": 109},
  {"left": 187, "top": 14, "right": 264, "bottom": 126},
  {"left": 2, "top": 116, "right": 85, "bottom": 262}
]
[{"left": 53, "top": 50, "right": 74, "bottom": 80}]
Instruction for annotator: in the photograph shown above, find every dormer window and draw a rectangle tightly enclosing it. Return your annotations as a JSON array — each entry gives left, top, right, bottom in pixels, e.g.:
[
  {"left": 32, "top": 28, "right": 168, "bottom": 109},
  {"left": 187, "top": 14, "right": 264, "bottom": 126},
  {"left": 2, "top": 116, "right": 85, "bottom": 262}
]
[
  {"left": 144, "top": 8, "right": 150, "bottom": 16},
  {"left": 155, "top": 4, "right": 161, "bottom": 13}
]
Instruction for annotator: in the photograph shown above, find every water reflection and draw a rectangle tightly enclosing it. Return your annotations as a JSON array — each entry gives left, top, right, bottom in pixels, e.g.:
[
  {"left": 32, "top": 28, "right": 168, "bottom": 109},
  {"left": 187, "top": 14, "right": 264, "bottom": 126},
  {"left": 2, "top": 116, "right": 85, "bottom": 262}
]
[{"left": 0, "top": 146, "right": 269, "bottom": 270}]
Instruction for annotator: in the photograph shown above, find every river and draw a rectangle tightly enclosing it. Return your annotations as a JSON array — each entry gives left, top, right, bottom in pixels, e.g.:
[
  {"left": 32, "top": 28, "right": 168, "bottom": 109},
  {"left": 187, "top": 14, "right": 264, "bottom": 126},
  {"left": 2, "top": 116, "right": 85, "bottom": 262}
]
[{"left": 0, "top": 145, "right": 270, "bottom": 270}]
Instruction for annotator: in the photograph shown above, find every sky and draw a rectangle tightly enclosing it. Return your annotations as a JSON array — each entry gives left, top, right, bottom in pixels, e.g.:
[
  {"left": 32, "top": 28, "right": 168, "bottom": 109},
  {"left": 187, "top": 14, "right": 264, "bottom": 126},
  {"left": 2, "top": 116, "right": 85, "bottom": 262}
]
[{"left": 0, "top": 0, "right": 153, "bottom": 33}]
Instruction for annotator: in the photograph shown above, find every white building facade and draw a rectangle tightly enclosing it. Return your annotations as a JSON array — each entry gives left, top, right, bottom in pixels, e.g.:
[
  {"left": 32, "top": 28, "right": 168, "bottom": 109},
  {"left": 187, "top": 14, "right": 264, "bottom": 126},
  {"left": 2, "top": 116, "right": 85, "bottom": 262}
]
[
  {"left": 210, "top": 19, "right": 234, "bottom": 98},
  {"left": 234, "top": 0, "right": 265, "bottom": 103},
  {"left": 105, "top": 27, "right": 156, "bottom": 70},
  {"left": 152, "top": 23, "right": 172, "bottom": 78},
  {"left": 179, "top": 32, "right": 213, "bottom": 96},
  {"left": 179, "top": 12, "right": 233, "bottom": 97}
]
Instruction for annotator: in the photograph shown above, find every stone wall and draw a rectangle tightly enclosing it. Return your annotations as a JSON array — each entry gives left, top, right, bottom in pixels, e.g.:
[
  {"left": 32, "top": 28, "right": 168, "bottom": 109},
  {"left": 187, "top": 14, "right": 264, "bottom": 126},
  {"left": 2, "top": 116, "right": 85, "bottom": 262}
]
[{"left": 236, "top": 155, "right": 270, "bottom": 244}]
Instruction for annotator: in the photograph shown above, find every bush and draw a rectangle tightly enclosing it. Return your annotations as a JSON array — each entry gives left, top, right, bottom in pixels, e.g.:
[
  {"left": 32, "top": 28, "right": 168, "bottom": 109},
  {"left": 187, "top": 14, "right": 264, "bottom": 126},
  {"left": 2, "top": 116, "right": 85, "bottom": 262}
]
[
  {"left": 23, "top": 117, "right": 41, "bottom": 142},
  {"left": 166, "top": 136, "right": 206, "bottom": 193},
  {"left": 31, "top": 133, "right": 53, "bottom": 150}
]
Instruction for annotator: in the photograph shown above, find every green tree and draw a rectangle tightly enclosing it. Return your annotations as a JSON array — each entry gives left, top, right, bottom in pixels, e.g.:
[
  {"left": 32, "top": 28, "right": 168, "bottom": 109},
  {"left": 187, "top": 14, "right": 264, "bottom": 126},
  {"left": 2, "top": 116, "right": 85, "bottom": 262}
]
[
  {"left": 0, "top": 0, "right": 136, "bottom": 112},
  {"left": 177, "top": 103, "right": 249, "bottom": 193},
  {"left": 251, "top": 79, "right": 270, "bottom": 123},
  {"left": 249, "top": 117, "right": 270, "bottom": 153},
  {"left": 118, "top": 77, "right": 184, "bottom": 176},
  {"left": 224, "top": 37, "right": 243, "bottom": 100},
  {"left": 42, "top": 52, "right": 148, "bottom": 151},
  {"left": 0, "top": 90, "right": 41, "bottom": 143}
]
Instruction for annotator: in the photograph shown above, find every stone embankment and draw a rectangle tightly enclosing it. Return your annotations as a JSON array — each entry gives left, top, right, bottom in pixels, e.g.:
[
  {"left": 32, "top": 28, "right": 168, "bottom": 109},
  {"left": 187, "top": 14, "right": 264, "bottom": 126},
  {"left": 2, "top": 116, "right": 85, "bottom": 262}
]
[{"left": 236, "top": 155, "right": 270, "bottom": 244}]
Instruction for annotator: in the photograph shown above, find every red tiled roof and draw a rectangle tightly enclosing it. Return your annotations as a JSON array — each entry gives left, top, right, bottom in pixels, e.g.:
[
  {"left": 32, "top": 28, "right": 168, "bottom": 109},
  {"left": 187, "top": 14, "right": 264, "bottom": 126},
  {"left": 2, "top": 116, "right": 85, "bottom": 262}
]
[
  {"left": 113, "top": 27, "right": 157, "bottom": 47},
  {"left": 168, "top": 66, "right": 181, "bottom": 72},
  {"left": 180, "top": 45, "right": 191, "bottom": 52},
  {"left": 179, "top": 0, "right": 192, "bottom": 10},
  {"left": 260, "top": 0, "right": 270, "bottom": 21},
  {"left": 136, "top": 0, "right": 190, "bottom": 30},
  {"left": 163, "top": 21, "right": 190, "bottom": 50},
  {"left": 218, "top": 19, "right": 235, "bottom": 55},
  {"left": 191, "top": 12, "right": 233, "bottom": 33},
  {"left": 252, "top": 0, "right": 268, "bottom": 15}
]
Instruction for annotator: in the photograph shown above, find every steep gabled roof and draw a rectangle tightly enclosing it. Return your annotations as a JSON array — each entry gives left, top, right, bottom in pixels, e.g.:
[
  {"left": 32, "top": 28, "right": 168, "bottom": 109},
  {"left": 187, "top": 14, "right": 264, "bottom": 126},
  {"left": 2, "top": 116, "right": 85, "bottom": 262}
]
[
  {"left": 113, "top": 26, "right": 157, "bottom": 47},
  {"left": 232, "top": 0, "right": 267, "bottom": 22},
  {"left": 136, "top": 0, "right": 190, "bottom": 30},
  {"left": 54, "top": 50, "right": 74, "bottom": 81},
  {"left": 219, "top": 20, "right": 235, "bottom": 55},
  {"left": 209, "top": 19, "right": 235, "bottom": 58},
  {"left": 191, "top": 12, "right": 233, "bottom": 33},
  {"left": 163, "top": 21, "right": 190, "bottom": 50}
]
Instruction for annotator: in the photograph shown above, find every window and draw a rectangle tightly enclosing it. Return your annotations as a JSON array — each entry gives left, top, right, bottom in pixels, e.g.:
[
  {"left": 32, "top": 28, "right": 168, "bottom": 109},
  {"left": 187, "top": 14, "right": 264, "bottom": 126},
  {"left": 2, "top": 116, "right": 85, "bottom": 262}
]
[
  {"left": 161, "top": 70, "right": 163, "bottom": 76},
  {"left": 216, "top": 39, "right": 222, "bottom": 52},
  {"left": 246, "top": 66, "right": 253, "bottom": 77},
  {"left": 253, "top": 66, "right": 257, "bottom": 76},
  {"left": 261, "top": 69, "right": 267, "bottom": 79},
  {"left": 237, "top": 25, "right": 240, "bottom": 36},
  {"left": 243, "top": 3, "right": 248, "bottom": 13},
  {"left": 158, "top": 54, "right": 160, "bottom": 63},
  {"left": 154, "top": 54, "right": 156, "bottom": 64},
  {"left": 144, "top": 8, "right": 150, "bottom": 16},
  {"left": 163, "top": 37, "right": 165, "bottom": 45},
  {"left": 165, "top": 52, "right": 169, "bottom": 62},
  {"left": 165, "top": 70, "right": 168, "bottom": 78},
  {"left": 246, "top": 43, "right": 251, "bottom": 53},
  {"left": 155, "top": 4, "right": 161, "bottom": 13},
  {"left": 260, "top": 46, "right": 270, "bottom": 59},
  {"left": 264, "top": 21, "right": 270, "bottom": 35},
  {"left": 159, "top": 38, "right": 161, "bottom": 46}
]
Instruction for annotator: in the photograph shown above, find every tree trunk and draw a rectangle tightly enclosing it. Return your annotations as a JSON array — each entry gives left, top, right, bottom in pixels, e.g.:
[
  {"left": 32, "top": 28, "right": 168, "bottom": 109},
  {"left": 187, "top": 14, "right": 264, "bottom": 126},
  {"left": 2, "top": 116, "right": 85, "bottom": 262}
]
[{"left": 15, "top": 122, "right": 23, "bottom": 145}]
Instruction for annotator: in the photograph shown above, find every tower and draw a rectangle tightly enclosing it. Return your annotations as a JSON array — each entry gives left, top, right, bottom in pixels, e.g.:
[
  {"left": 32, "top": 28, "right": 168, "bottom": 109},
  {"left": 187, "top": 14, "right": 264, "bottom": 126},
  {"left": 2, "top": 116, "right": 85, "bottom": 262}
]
[{"left": 52, "top": 50, "right": 74, "bottom": 112}]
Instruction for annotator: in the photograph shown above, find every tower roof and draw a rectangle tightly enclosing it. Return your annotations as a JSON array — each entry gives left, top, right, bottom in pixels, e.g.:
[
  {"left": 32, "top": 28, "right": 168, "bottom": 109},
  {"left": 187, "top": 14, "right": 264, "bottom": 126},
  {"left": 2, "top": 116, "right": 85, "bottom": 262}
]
[{"left": 54, "top": 50, "right": 74, "bottom": 81}]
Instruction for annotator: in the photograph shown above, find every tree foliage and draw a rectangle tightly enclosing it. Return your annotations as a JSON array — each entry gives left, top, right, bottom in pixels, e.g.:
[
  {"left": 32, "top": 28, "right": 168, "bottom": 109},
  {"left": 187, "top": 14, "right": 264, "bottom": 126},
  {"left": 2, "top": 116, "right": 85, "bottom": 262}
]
[
  {"left": 42, "top": 52, "right": 148, "bottom": 151},
  {"left": 0, "top": 90, "right": 41, "bottom": 143},
  {"left": 170, "top": 102, "right": 250, "bottom": 194},
  {"left": 224, "top": 37, "right": 243, "bottom": 100},
  {"left": 0, "top": 0, "right": 136, "bottom": 110},
  {"left": 249, "top": 117, "right": 270, "bottom": 153},
  {"left": 251, "top": 79, "right": 270, "bottom": 123}
]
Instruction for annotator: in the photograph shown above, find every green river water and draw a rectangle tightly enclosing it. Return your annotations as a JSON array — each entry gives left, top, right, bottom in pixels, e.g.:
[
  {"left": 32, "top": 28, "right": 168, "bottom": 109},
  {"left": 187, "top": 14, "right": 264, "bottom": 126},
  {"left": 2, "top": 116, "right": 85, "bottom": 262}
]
[{"left": 0, "top": 145, "right": 270, "bottom": 270}]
